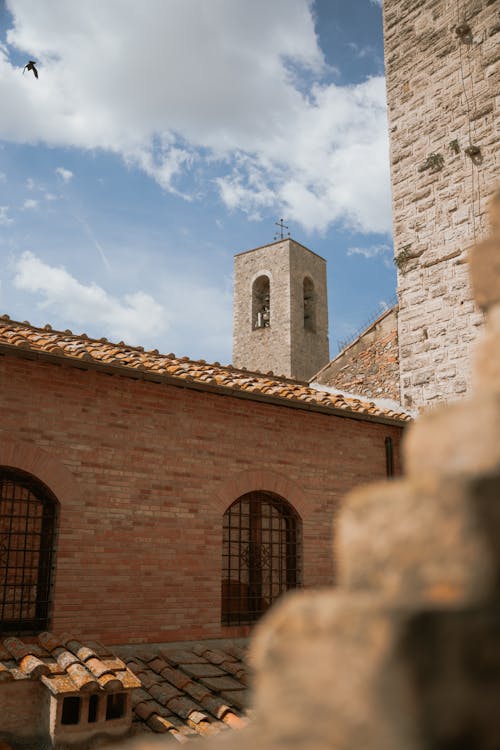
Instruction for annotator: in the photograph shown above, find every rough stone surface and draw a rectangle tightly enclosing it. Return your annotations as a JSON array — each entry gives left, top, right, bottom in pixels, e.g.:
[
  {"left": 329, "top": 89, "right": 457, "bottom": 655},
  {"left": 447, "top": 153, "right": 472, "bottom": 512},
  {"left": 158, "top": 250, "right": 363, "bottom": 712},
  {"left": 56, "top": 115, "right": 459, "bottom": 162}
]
[
  {"left": 404, "top": 393, "right": 500, "bottom": 478},
  {"left": 249, "top": 591, "right": 419, "bottom": 750},
  {"left": 233, "top": 239, "right": 329, "bottom": 381},
  {"left": 472, "top": 313, "right": 500, "bottom": 393},
  {"left": 469, "top": 191, "right": 500, "bottom": 309},
  {"left": 313, "top": 307, "right": 400, "bottom": 401},
  {"left": 338, "top": 476, "right": 496, "bottom": 605},
  {"left": 384, "top": 0, "right": 499, "bottom": 409}
]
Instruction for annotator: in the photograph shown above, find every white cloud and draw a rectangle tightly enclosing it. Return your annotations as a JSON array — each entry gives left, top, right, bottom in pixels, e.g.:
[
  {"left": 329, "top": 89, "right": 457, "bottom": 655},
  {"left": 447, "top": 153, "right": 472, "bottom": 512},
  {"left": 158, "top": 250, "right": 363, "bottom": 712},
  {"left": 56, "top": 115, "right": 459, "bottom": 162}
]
[
  {"left": 23, "top": 198, "right": 38, "bottom": 209},
  {"left": 347, "top": 242, "right": 392, "bottom": 259},
  {"left": 55, "top": 167, "right": 73, "bottom": 183},
  {"left": 26, "top": 177, "right": 36, "bottom": 190},
  {"left": 0, "top": 0, "right": 392, "bottom": 234},
  {"left": 10, "top": 250, "right": 233, "bottom": 360},
  {"left": 13, "top": 251, "right": 170, "bottom": 345},
  {"left": 348, "top": 42, "right": 378, "bottom": 59},
  {"left": 0, "top": 172, "right": 6, "bottom": 182},
  {"left": 0, "top": 206, "right": 13, "bottom": 225}
]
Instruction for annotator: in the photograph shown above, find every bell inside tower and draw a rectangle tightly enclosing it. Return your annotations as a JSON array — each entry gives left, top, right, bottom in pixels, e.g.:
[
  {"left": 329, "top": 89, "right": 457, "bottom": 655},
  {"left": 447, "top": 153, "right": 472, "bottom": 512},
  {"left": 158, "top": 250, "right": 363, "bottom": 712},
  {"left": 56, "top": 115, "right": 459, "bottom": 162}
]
[{"left": 253, "top": 275, "right": 270, "bottom": 329}]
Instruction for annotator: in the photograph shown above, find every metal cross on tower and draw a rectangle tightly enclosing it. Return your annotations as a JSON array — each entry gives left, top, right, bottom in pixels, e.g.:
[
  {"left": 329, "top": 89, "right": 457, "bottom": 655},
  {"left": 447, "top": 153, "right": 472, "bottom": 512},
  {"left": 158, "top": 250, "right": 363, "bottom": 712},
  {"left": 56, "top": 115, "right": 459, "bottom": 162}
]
[{"left": 274, "top": 218, "right": 290, "bottom": 240}]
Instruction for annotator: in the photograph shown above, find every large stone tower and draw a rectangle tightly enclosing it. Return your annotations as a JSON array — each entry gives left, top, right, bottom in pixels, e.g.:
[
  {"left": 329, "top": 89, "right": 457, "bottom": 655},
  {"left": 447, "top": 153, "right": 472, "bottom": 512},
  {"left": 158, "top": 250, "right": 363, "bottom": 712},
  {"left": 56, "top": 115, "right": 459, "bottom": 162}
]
[
  {"left": 233, "top": 238, "right": 329, "bottom": 381},
  {"left": 383, "top": 0, "right": 499, "bottom": 409}
]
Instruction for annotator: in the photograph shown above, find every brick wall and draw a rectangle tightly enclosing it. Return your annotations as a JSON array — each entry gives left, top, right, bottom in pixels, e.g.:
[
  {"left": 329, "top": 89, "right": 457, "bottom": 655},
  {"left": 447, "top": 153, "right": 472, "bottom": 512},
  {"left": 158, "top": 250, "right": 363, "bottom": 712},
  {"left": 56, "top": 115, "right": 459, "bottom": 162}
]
[
  {"left": 313, "top": 307, "right": 400, "bottom": 401},
  {"left": 383, "top": 0, "right": 499, "bottom": 408},
  {"left": 0, "top": 354, "right": 402, "bottom": 645}
]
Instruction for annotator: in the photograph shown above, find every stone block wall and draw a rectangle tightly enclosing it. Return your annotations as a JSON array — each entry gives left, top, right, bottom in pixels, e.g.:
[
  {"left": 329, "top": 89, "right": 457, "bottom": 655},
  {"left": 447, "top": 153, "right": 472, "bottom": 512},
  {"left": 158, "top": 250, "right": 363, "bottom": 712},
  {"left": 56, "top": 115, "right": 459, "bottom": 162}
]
[
  {"left": 233, "top": 239, "right": 329, "bottom": 381},
  {"left": 383, "top": 0, "right": 499, "bottom": 409},
  {"left": 313, "top": 307, "right": 400, "bottom": 402}
]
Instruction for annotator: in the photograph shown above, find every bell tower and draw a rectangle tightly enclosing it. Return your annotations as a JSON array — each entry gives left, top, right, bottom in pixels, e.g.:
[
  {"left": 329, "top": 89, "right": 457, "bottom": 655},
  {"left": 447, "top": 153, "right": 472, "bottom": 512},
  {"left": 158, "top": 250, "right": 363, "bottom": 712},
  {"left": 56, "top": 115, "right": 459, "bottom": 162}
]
[{"left": 233, "top": 238, "right": 329, "bottom": 381}]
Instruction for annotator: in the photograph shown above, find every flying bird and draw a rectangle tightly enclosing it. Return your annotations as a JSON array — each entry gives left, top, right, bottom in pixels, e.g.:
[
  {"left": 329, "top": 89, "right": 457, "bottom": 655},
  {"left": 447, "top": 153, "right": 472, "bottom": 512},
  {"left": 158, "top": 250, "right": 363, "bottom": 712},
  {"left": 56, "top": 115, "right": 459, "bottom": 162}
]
[{"left": 23, "top": 61, "right": 38, "bottom": 78}]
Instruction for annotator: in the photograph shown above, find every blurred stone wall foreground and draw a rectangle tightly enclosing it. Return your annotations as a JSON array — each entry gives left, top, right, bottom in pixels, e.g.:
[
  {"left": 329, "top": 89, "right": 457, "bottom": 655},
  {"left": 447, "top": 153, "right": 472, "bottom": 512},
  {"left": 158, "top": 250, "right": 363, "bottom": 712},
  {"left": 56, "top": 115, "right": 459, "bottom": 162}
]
[{"left": 123, "top": 190, "right": 500, "bottom": 750}]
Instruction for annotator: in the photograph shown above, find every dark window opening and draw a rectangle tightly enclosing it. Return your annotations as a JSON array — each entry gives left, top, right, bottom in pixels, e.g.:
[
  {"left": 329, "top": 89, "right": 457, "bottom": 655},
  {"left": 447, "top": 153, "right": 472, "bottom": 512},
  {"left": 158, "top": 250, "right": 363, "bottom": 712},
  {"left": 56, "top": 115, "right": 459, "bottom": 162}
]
[
  {"left": 0, "top": 468, "right": 58, "bottom": 634},
  {"left": 385, "top": 437, "right": 394, "bottom": 477},
  {"left": 88, "top": 694, "right": 99, "bottom": 723},
  {"left": 61, "top": 697, "right": 80, "bottom": 725},
  {"left": 221, "top": 492, "right": 301, "bottom": 626},
  {"left": 303, "top": 277, "right": 316, "bottom": 332},
  {"left": 252, "top": 276, "right": 270, "bottom": 329},
  {"left": 106, "top": 693, "right": 126, "bottom": 720}
]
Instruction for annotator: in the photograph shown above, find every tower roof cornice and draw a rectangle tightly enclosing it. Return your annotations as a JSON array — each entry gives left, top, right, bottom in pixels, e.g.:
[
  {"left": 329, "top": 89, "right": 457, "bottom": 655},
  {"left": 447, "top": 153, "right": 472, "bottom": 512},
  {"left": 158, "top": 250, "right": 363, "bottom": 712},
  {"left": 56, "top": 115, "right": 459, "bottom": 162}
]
[{"left": 234, "top": 237, "right": 327, "bottom": 263}]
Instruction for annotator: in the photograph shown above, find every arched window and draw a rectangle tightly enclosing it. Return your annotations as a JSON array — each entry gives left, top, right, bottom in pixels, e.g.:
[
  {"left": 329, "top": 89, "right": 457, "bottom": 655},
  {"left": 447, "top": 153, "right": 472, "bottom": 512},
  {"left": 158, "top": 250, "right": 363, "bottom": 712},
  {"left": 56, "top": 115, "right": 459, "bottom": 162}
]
[
  {"left": 221, "top": 492, "right": 301, "bottom": 626},
  {"left": 252, "top": 275, "right": 270, "bottom": 329},
  {"left": 0, "top": 468, "right": 58, "bottom": 634},
  {"left": 303, "top": 277, "right": 316, "bottom": 331}
]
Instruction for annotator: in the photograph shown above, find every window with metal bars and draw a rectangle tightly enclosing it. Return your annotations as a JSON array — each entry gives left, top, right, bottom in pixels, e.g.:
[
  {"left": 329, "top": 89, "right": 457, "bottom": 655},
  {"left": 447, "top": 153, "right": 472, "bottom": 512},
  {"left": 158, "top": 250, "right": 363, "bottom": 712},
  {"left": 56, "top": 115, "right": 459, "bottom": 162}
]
[
  {"left": 221, "top": 491, "right": 301, "bottom": 626},
  {"left": 0, "top": 468, "right": 58, "bottom": 634}
]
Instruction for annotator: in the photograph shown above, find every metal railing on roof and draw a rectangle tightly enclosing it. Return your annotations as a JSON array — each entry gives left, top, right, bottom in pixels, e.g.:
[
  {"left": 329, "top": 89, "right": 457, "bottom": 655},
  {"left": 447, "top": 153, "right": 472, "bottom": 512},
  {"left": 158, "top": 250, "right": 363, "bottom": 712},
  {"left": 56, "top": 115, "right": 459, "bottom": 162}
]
[{"left": 336, "top": 295, "right": 398, "bottom": 354}]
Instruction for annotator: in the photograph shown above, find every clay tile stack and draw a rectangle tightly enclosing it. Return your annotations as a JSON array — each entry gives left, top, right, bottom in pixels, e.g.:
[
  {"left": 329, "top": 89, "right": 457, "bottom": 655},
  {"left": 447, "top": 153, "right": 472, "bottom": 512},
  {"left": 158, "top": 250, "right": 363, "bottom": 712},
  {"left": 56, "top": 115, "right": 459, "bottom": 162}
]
[{"left": 0, "top": 633, "right": 140, "bottom": 697}]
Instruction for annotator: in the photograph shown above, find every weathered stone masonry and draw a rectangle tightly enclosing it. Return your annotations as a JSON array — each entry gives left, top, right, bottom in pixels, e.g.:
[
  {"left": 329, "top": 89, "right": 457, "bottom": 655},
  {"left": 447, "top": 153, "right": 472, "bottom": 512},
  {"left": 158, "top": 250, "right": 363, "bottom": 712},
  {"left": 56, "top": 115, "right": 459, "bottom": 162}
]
[
  {"left": 383, "top": 0, "right": 499, "bottom": 409},
  {"left": 233, "top": 239, "right": 330, "bottom": 382},
  {"left": 314, "top": 306, "right": 400, "bottom": 402}
]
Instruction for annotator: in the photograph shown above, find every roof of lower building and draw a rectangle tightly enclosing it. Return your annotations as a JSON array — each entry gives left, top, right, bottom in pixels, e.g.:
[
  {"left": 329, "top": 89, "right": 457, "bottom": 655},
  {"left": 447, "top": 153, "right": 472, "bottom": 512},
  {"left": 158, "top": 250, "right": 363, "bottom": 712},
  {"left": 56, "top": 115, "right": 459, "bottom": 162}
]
[
  {"left": 0, "top": 315, "right": 410, "bottom": 424},
  {"left": 0, "top": 634, "right": 250, "bottom": 743},
  {"left": 0, "top": 632, "right": 140, "bottom": 694},
  {"left": 117, "top": 639, "right": 250, "bottom": 742},
  {"left": 313, "top": 305, "right": 400, "bottom": 403}
]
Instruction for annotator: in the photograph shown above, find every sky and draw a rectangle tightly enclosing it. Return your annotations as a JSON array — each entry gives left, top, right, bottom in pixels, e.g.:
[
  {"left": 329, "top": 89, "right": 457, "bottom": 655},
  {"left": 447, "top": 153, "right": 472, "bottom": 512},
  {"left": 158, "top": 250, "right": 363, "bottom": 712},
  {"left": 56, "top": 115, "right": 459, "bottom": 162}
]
[{"left": 0, "top": 0, "right": 395, "bottom": 365}]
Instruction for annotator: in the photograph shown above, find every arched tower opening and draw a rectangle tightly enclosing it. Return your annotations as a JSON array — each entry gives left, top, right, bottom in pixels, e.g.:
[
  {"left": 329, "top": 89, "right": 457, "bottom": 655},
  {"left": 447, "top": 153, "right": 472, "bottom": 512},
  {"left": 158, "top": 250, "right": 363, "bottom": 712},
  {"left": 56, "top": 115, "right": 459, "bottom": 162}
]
[
  {"left": 252, "top": 275, "right": 270, "bottom": 330},
  {"left": 303, "top": 276, "right": 316, "bottom": 332}
]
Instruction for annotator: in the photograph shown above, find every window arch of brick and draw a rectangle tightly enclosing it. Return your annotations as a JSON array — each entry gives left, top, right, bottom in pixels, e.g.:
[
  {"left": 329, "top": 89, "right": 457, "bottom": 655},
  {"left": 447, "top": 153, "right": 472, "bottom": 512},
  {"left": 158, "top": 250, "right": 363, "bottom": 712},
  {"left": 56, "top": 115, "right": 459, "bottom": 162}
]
[
  {"left": 0, "top": 467, "right": 58, "bottom": 634},
  {"left": 221, "top": 491, "right": 302, "bottom": 626}
]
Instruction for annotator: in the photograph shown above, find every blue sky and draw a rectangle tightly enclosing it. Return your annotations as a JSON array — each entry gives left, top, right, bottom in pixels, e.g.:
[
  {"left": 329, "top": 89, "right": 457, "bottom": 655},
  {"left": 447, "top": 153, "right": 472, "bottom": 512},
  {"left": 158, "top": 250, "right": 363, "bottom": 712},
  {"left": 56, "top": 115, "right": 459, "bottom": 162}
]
[{"left": 0, "top": 0, "right": 395, "bottom": 365}]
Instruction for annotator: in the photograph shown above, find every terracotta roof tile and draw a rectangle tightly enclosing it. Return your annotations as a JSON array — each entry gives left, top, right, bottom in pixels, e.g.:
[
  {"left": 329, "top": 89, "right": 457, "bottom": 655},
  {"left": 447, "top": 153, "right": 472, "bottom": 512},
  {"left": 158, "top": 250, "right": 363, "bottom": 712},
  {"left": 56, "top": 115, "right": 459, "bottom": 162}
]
[
  {"left": 0, "top": 315, "right": 410, "bottom": 423},
  {"left": 181, "top": 663, "right": 225, "bottom": 679},
  {"left": 0, "top": 632, "right": 140, "bottom": 695},
  {"left": 199, "top": 675, "right": 242, "bottom": 692},
  {"left": 115, "top": 638, "right": 251, "bottom": 741}
]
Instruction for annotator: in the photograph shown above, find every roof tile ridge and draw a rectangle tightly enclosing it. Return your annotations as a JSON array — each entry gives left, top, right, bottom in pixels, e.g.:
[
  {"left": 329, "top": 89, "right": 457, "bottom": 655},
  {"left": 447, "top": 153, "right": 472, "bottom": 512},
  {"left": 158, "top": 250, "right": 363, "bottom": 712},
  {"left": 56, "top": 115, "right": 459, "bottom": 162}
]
[{"left": 0, "top": 314, "right": 155, "bottom": 355}]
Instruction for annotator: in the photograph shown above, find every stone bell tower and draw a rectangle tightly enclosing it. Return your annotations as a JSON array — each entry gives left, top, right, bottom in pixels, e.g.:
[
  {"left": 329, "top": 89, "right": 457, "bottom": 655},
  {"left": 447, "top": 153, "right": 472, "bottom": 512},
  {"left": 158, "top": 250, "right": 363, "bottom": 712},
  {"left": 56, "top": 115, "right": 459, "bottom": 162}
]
[{"left": 233, "top": 237, "right": 329, "bottom": 381}]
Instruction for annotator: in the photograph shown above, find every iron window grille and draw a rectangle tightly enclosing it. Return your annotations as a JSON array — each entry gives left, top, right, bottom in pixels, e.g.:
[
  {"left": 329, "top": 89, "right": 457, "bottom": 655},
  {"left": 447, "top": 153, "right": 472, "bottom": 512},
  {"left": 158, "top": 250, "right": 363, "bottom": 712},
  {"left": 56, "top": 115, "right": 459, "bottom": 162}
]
[
  {"left": 221, "top": 491, "right": 301, "bottom": 626},
  {"left": 0, "top": 468, "right": 58, "bottom": 634}
]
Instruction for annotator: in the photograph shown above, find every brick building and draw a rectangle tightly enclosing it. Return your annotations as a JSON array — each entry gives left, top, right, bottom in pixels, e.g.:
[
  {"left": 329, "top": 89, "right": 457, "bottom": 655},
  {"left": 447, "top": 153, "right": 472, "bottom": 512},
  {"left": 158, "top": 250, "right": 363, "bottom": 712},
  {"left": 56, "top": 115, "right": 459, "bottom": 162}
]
[{"left": 0, "top": 316, "right": 407, "bottom": 646}]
